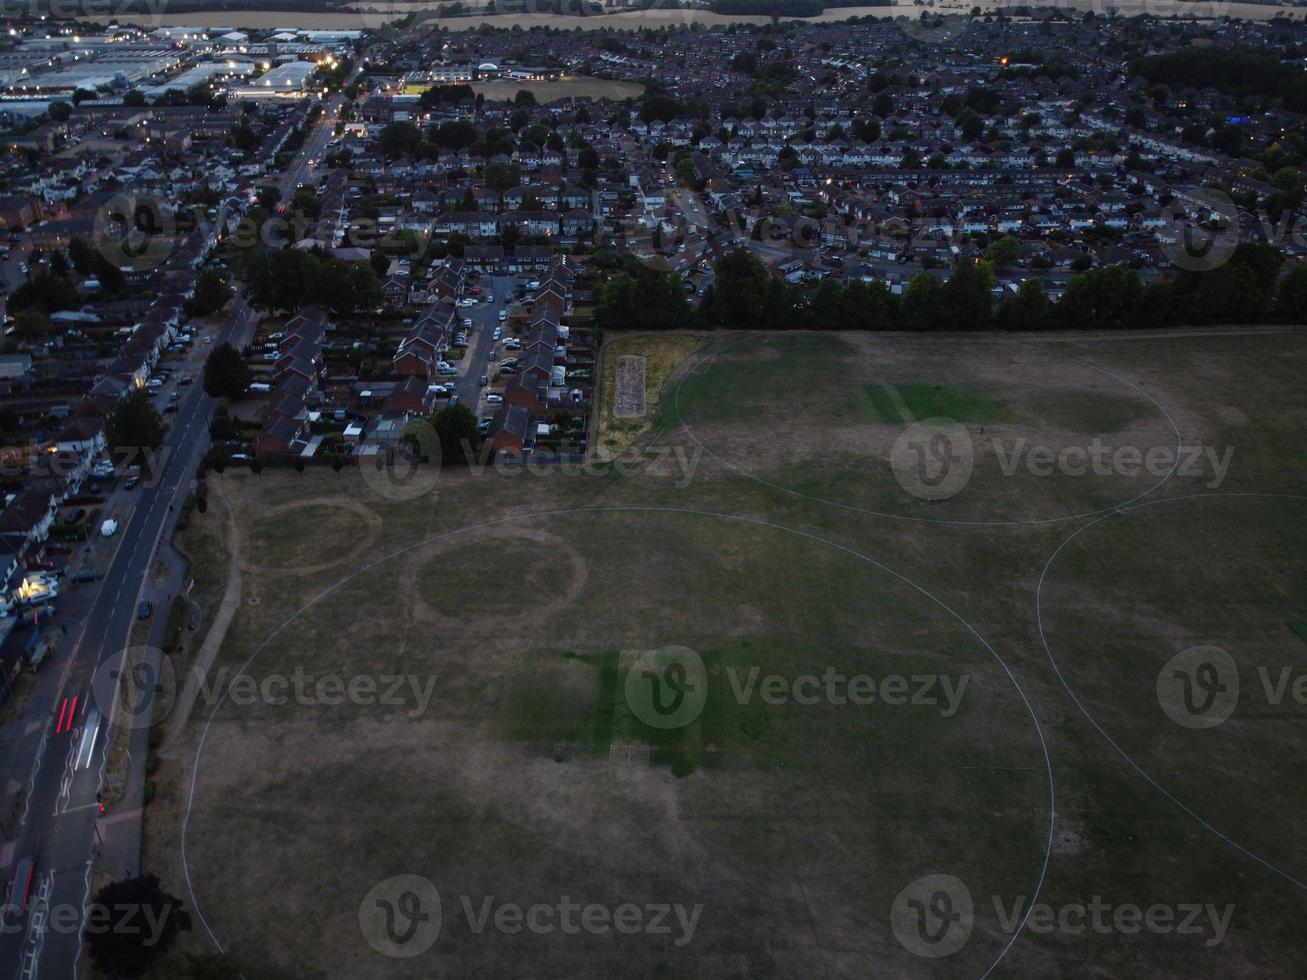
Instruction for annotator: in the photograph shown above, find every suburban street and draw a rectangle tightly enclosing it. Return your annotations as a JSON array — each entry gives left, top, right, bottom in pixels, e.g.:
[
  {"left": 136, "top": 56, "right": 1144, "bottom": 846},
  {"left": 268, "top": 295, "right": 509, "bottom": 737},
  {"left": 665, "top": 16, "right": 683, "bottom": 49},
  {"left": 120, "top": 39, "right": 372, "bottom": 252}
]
[
  {"left": 452, "top": 274, "right": 517, "bottom": 418},
  {"left": 0, "top": 295, "right": 253, "bottom": 980},
  {"left": 0, "top": 83, "right": 347, "bottom": 979}
]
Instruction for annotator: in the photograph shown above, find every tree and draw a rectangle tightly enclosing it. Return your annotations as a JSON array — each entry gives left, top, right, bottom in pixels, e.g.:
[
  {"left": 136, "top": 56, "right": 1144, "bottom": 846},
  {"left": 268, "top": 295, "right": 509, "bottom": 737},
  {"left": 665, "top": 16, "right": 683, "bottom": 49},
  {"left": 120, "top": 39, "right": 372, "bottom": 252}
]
[
  {"left": 840, "top": 279, "right": 894, "bottom": 330},
  {"left": 707, "top": 248, "right": 770, "bottom": 327},
  {"left": 123, "top": 89, "right": 146, "bottom": 106},
  {"left": 378, "top": 121, "right": 420, "bottom": 158},
  {"left": 810, "top": 277, "right": 844, "bottom": 327},
  {"left": 431, "top": 403, "right": 482, "bottom": 463},
  {"left": 940, "top": 259, "right": 995, "bottom": 330},
  {"left": 203, "top": 343, "right": 252, "bottom": 399},
  {"left": 900, "top": 273, "right": 943, "bottom": 331},
  {"left": 105, "top": 389, "right": 164, "bottom": 464},
  {"left": 1277, "top": 262, "right": 1307, "bottom": 318},
  {"left": 484, "top": 160, "right": 521, "bottom": 192},
  {"left": 189, "top": 269, "right": 233, "bottom": 316},
  {"left": 12, "top": 308, "right": 54, "bottom": 341},
  {"left": 594, "top": 257, "right": 690, "bottom": 331},
  {"left": 7, "top": 271, "right": 78, "bottom": 314},
  {"left": 68, "top": 236, "right": 94, "bottom": 275},
  {"left": 49, "top": 100, "right": 71, "bottom": 122},
  {"left": 84, "top": 875, "right": 191, "bottom": 977},
  {"left": 995, "top": 277, "right": 1051, "bottom": 330},
  {"left": 985, "top": 234, "right": 1021, "bottom": 268}
]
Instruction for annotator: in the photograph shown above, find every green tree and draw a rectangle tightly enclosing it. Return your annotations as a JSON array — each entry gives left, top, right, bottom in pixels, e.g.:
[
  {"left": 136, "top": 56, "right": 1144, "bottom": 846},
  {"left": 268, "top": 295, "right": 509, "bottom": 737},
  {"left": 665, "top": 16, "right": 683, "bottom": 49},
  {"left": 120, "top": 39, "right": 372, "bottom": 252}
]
[
  {"left": 1277, "top": 262, "right": 1307, "bottom": 317},
  {"left": 995, "top": 278, "right": 1051, "bottom": 330},
  {"left": 189, "top": 269, "right": 233, "bottom": 316},
  {"left": 8, "top": 271, "right": 78, "bottom": 314},
  {"left": 840, "top": 279, "right": 894, "bottom": 330},
  {"left": 708, "top": 248, "right": 770, "bottom": 326},
  {"left": 985, "top": 234, "right": 1021, "bottom": 268},
  {"left": 484, "top": 160, "right": 522, "bottom": 192},
  {"left": 203, "top": 342, "right": 252, "bottom": 399},
  {"left": 378, "top": 122, "right": 420, "bottom": 158},
  {"left": 431, "top": 403, "right": 482, "bottom": 463},
  {"left": 84, "top": 875, "right": 191, "bottom": 977},
  {"left": 810, "top": 277, "right": 844, "bottom": 327},
  {"left": 900, "top": 273, "right": 943, "bottom": 331},
  {"left": 106, "top": 389, "right": 164, "bottom": 462},
  {"left": 940, "top": 259, "right": 995, "bottom": 330}
]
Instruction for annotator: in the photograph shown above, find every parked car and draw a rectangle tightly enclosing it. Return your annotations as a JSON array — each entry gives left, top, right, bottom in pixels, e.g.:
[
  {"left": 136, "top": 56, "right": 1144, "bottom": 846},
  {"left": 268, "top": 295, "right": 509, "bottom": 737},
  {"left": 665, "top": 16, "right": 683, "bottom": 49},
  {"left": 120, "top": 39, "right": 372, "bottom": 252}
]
[
  {"left": 497, "top": 310, "right": 508, "bottom": 322},
  {"left": 64, "top": 507, "right": 86, "bottom": 525},
  {"left": 479, "top": 375, "right": 488, "bottom": 387},
  {"left": 72, "top": 569, "right": 102, "bottom": 584},
  {"left": 137, "top": 600, "right": 152, "bottom": 620},
  {"left": 485, "top": 393, "right": 504, "bottom": 405}
]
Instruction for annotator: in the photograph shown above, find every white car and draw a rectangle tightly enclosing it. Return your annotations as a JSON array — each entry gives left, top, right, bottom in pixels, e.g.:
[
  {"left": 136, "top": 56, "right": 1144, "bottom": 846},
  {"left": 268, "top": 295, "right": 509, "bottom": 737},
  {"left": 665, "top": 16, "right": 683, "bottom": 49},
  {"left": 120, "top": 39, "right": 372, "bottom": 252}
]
[
  {"left": 485, "top": 393, "right": 504, "bottom": 405},
  {"left": 146, "top": 378, "right": 164, "bottom": 388},
  {"left": 462, "top": 318, "right": 473, "bottom": 329},
  {"left": 497, "top": 310, "right": 507, "bottom": 322},
  {"left": 458, "top": 298, "right": 475, "bottom": 308},
  {"left": 492, "top": 328, "right": 501, "bottom": 340}
]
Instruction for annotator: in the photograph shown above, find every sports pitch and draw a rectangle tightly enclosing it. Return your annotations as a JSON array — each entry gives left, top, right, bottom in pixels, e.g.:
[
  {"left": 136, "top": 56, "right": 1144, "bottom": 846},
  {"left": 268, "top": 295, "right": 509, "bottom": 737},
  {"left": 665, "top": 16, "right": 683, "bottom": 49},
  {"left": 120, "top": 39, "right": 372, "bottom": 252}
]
[{"left": 146, "top": 328, "right": 1307, "bottom": 978}]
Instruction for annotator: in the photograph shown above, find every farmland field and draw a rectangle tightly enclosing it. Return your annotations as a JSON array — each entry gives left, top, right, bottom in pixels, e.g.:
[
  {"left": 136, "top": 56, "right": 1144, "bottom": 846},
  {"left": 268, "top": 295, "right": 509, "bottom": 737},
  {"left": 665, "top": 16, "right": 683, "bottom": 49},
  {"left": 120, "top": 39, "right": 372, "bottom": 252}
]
[{"left": 148, "top": 328, "right": 1307, "bottom": 979}]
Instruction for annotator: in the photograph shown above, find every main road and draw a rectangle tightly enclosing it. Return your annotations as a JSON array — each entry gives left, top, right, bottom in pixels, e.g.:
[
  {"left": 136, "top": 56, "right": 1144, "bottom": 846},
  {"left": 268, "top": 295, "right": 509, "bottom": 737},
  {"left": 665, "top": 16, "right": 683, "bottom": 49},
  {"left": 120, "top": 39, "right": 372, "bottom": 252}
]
[
  {"left": 0, "top": 293, "right": 254, "bottom": 980},
  {"left": 0, "top": 68, "right": 355, "bottom": 978}
]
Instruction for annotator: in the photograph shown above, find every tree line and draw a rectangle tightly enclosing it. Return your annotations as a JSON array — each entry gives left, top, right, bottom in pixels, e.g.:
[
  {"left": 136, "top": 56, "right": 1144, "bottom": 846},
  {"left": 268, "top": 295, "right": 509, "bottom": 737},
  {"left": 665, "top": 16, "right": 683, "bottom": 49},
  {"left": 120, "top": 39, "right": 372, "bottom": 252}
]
[{"left": 597, "top": 245, "right": 1307, "bottom": 334}]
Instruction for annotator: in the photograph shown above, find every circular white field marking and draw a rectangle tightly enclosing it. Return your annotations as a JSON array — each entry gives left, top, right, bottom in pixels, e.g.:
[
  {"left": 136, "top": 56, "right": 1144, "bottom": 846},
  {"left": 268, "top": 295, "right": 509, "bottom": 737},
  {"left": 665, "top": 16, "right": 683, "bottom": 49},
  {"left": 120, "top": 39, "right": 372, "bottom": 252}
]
[
  {"left": 180, "top": 506, "right": 1056, "bottom": 979},
  {"left": 1036, "top": 491, "right": 1307, "bottom": 894}
]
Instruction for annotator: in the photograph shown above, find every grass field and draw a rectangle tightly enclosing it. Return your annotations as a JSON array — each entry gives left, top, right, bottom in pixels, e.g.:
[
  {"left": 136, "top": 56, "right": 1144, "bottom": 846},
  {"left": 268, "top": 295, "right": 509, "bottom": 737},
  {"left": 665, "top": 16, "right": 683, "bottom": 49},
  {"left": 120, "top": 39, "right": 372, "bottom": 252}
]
[
  {"left": 470, "top": 76, "right": 646, "bottom": 104},
  {"left": 147, "top": 328, "right": 1307, "bottom": 979},
  {"left": 594, "top": 332, "right": 705, "bottom": 461}
]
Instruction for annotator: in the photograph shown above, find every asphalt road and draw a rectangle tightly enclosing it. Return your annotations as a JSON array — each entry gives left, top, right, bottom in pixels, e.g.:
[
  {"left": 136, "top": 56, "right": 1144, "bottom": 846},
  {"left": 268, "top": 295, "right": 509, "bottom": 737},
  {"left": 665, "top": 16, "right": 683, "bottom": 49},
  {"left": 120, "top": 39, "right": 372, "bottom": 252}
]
[
  {"left": 0, "top": 81, "right": 349, "bottom": 977},
  {"left": 0, "top": 295, "right": 254, "bottom": 979},
  {"left": 452, "top": 274, "right": 517, "bottom": 418}
]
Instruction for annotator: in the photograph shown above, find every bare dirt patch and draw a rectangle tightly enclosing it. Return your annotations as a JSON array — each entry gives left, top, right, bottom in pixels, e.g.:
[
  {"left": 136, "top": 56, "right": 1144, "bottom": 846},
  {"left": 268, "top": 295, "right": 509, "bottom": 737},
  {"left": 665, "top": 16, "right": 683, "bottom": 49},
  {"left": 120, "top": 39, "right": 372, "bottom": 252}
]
[{"left": 595, "top": 332, "right": 705, "bottom": 461}]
